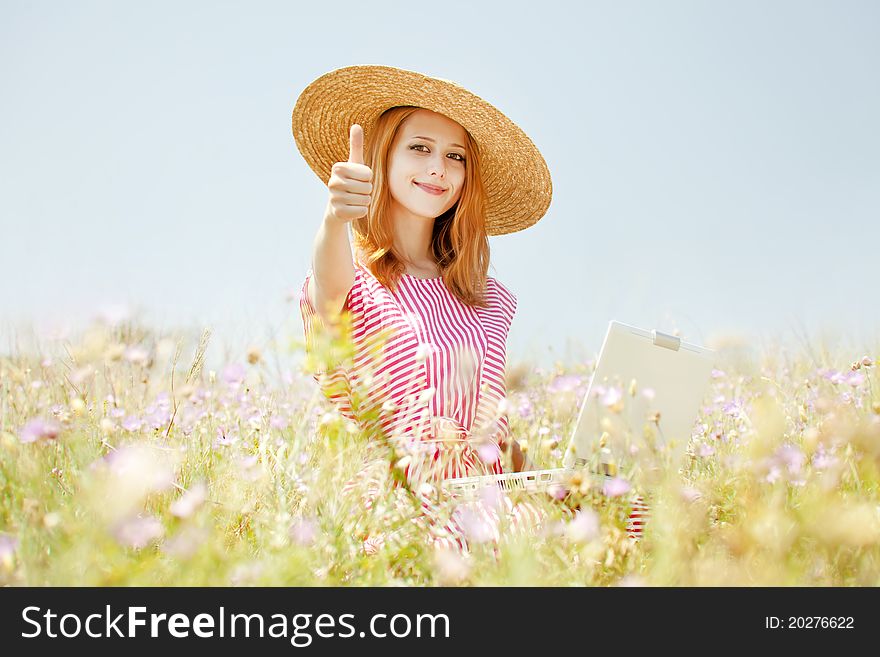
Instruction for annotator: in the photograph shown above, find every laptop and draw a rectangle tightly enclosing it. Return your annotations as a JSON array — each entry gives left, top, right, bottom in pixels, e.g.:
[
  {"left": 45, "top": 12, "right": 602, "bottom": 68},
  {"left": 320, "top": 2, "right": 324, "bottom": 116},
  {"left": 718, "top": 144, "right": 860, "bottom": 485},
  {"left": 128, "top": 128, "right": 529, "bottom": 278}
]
[{"left": 441, "top": 320, "right": 717, "bottom": 498}]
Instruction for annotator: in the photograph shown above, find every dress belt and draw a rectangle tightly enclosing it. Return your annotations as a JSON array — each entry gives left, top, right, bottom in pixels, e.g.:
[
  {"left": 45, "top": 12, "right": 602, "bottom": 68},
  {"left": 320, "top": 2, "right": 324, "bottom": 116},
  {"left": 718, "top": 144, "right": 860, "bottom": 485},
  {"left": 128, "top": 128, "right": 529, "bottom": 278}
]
[
  {"left": 392, "top": 416, "right": 476, "bottom": 446},
  {"left": 391, "top": 416, "right": 500, "bottom": 462},
  {"left": 430, "top": 415, "right": 469, "bottom": 442}
]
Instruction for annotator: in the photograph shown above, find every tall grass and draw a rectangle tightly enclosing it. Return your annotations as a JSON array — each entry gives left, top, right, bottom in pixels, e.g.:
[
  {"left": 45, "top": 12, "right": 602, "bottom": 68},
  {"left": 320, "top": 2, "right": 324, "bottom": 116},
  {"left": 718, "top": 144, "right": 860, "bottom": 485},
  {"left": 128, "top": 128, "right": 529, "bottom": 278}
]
[{"left": 1, "top": 317, "right": 877, "bottom": 585}]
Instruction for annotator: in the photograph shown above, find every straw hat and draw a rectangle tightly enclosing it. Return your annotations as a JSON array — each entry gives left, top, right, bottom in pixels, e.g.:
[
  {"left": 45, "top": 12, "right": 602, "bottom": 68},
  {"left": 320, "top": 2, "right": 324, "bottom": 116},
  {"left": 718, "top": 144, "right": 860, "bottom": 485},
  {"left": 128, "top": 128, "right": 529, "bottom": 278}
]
[{"left": 291, "top": 65, "right": 552, "bottom": 236}]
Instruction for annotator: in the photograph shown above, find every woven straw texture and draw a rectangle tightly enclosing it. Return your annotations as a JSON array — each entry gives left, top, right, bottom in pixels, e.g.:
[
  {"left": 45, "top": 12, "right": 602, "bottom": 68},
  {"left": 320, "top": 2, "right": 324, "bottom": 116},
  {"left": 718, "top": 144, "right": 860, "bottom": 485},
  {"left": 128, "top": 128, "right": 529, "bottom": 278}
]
[{"left": 291, "top": 65, "right": 552, "bottom": 236}]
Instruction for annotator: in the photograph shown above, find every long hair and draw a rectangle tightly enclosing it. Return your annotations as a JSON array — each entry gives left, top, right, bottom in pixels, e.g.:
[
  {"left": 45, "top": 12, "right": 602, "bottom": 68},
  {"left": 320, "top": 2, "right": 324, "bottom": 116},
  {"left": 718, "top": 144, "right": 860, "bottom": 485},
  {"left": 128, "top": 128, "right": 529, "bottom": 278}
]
[{"left": 352, "top": 106, "right": 490, "bottom": 308}]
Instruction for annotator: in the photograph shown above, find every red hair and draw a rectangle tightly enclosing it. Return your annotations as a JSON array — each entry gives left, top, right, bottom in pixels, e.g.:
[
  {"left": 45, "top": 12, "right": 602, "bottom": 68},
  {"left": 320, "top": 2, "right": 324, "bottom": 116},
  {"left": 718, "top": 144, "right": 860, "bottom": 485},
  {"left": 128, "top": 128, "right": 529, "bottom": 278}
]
[{"left": 352, "top": 106, "right": 491, "bottom": 308}]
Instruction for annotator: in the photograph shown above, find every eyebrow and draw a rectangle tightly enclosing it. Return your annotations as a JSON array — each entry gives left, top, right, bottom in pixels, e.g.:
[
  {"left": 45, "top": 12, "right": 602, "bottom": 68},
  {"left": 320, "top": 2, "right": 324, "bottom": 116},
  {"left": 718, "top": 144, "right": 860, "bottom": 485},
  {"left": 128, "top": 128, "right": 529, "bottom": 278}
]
[{"left": 411, "top": 135, "right": 467, "bottom": 150}]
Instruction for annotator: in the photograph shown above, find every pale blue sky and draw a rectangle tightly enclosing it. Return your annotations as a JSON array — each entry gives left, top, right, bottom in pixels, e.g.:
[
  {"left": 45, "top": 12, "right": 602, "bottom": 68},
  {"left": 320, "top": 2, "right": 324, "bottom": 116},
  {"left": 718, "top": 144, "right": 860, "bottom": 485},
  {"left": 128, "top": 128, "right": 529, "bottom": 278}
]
[{"left": 2, "top": 0, "right": 878, "bottom": 371}]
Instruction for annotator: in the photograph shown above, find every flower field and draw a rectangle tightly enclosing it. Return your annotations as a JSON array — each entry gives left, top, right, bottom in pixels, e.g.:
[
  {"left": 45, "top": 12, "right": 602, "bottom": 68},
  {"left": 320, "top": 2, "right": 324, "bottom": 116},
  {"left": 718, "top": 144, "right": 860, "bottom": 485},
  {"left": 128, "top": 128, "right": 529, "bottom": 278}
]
[{"left": 1, "top": 318, "right": 878, "bottom": 586}]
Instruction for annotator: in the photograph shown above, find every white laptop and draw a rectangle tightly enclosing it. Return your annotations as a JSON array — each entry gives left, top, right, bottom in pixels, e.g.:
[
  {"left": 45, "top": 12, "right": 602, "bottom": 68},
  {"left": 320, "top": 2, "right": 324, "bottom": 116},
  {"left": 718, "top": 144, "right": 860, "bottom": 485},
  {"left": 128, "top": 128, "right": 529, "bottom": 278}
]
[{"left": 441, "top": 320, "right": 717, "bottom": 498}]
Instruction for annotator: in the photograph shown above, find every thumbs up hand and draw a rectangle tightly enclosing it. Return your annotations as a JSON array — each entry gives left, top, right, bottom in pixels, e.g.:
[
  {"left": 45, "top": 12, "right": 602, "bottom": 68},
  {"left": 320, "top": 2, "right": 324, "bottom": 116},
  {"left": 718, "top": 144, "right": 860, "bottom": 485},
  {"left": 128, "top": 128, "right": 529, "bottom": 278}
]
[
  {"left": 348, "top": 122, "right": 365, "bottom": 165},
  {"left": 326, "top": 124, "right": 374, "bottom": 222}
]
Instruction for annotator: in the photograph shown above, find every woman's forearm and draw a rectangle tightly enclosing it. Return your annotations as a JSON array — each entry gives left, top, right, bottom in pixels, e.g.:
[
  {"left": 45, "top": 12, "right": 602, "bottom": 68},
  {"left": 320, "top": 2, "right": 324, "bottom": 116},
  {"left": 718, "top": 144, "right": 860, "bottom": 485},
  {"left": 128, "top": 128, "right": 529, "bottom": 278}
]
[{"left": 310, "top": 201, "right": 356, "bottom": 323}]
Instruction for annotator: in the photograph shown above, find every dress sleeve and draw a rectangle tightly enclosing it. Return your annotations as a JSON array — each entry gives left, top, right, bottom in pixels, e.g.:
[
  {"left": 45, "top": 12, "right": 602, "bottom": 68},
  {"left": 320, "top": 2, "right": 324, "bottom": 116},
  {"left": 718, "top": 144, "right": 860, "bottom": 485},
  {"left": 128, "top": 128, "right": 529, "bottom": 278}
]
[
  {"left": 490, "top": 277, "right": 518, "bottom": 338},
  {"left": 484, "top": 278, "right": 518, "bottom": 459},
  {"left": 299, "top": 266, "right": 368, "bottom": 421},
  {"left": 499, "top": 284, "right": 517, "bottom": 453}
]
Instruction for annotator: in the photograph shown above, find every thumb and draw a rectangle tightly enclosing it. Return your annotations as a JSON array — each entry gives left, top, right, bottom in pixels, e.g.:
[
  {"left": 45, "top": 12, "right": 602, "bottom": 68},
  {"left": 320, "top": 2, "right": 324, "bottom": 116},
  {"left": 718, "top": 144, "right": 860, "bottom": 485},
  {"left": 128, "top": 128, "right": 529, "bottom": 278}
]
[{"left": 348, "top": 124, "right": 364, "bottom": 164}]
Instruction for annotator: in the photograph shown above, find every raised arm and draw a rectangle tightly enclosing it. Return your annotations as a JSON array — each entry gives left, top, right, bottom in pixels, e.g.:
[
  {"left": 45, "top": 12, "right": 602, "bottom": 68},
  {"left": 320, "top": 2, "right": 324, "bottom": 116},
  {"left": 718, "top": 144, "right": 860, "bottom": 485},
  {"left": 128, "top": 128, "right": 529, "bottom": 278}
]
[{"left": 309, "top": 124, "right": 373, "bottom": 325}]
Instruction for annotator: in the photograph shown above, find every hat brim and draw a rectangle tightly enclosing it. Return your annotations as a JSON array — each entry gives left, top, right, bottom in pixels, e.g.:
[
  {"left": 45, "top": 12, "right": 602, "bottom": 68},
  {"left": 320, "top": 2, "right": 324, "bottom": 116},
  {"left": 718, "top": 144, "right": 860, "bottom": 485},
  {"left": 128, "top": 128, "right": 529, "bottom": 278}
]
[{"left": 291, "top": 65, "right": 552, "bottom": 236}]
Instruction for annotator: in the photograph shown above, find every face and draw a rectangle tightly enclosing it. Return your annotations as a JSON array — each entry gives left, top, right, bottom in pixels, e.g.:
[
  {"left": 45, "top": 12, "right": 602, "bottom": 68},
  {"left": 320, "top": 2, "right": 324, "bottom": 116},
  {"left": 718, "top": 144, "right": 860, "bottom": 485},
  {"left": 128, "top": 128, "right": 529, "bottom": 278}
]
[{"left": 386, "top": 109, "right": 468, "bottom": 222}]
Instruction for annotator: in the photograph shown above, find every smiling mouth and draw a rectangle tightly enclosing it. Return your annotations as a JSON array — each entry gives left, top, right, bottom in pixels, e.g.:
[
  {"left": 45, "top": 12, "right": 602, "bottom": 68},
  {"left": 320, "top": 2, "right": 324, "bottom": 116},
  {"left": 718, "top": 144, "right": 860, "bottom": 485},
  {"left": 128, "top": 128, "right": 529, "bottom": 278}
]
[{"left": 414, "top": 182, "right": 446, "bottom": 194}]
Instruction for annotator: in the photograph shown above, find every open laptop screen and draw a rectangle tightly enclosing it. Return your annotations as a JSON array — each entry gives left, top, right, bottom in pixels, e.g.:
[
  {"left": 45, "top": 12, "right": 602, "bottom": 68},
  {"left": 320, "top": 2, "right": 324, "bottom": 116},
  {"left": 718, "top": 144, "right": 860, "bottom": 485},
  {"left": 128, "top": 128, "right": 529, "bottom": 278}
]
[{"left": 563, "top": 321, "right": 716, "bottom": 472}]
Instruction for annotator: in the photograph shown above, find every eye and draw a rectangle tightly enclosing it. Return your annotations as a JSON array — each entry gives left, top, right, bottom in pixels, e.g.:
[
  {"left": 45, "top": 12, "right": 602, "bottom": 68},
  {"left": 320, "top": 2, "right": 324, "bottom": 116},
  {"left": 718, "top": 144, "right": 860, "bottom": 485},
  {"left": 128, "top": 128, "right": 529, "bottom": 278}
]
[{"left": 410, "top": 144, "right": 466, "bottom": 163}]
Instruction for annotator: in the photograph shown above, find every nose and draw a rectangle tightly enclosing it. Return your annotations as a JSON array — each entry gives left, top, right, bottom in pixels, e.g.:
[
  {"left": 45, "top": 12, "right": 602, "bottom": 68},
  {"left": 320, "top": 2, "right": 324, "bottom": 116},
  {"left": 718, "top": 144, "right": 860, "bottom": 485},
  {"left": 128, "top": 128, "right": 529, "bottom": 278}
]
[{"left": 427, "top": 152, "right": 447, "bottom": 179}]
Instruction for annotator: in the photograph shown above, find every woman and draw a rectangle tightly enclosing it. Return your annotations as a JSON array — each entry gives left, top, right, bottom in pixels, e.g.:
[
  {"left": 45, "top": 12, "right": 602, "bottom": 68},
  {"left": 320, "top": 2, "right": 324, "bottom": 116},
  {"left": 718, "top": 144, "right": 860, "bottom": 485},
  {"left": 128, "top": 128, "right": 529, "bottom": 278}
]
[{"left": 292, "top": 66, "right": 640, "bottom": 553}]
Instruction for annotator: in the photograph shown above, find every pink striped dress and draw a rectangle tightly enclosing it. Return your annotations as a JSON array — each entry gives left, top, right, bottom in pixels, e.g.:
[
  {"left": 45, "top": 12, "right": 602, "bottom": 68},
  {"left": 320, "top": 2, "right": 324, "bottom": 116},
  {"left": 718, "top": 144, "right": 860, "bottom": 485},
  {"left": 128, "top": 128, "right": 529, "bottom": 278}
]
[
  {"left": 300, "top": 262, "right": 518, "bottom": 475},
  {"left": 299, "top": 261, "right": 553, "bottom": 549},
  {"left": 299, "top": 261, "right": 648, "bottom": 551}
]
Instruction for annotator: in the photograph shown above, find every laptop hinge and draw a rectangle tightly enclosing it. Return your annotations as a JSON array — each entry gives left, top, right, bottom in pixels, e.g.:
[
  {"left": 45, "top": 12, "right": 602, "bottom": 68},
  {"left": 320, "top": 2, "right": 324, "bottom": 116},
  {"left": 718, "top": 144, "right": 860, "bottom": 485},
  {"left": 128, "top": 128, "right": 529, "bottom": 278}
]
[{"left": 652, "top": 329, "right": 681, "bottom": 351}]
